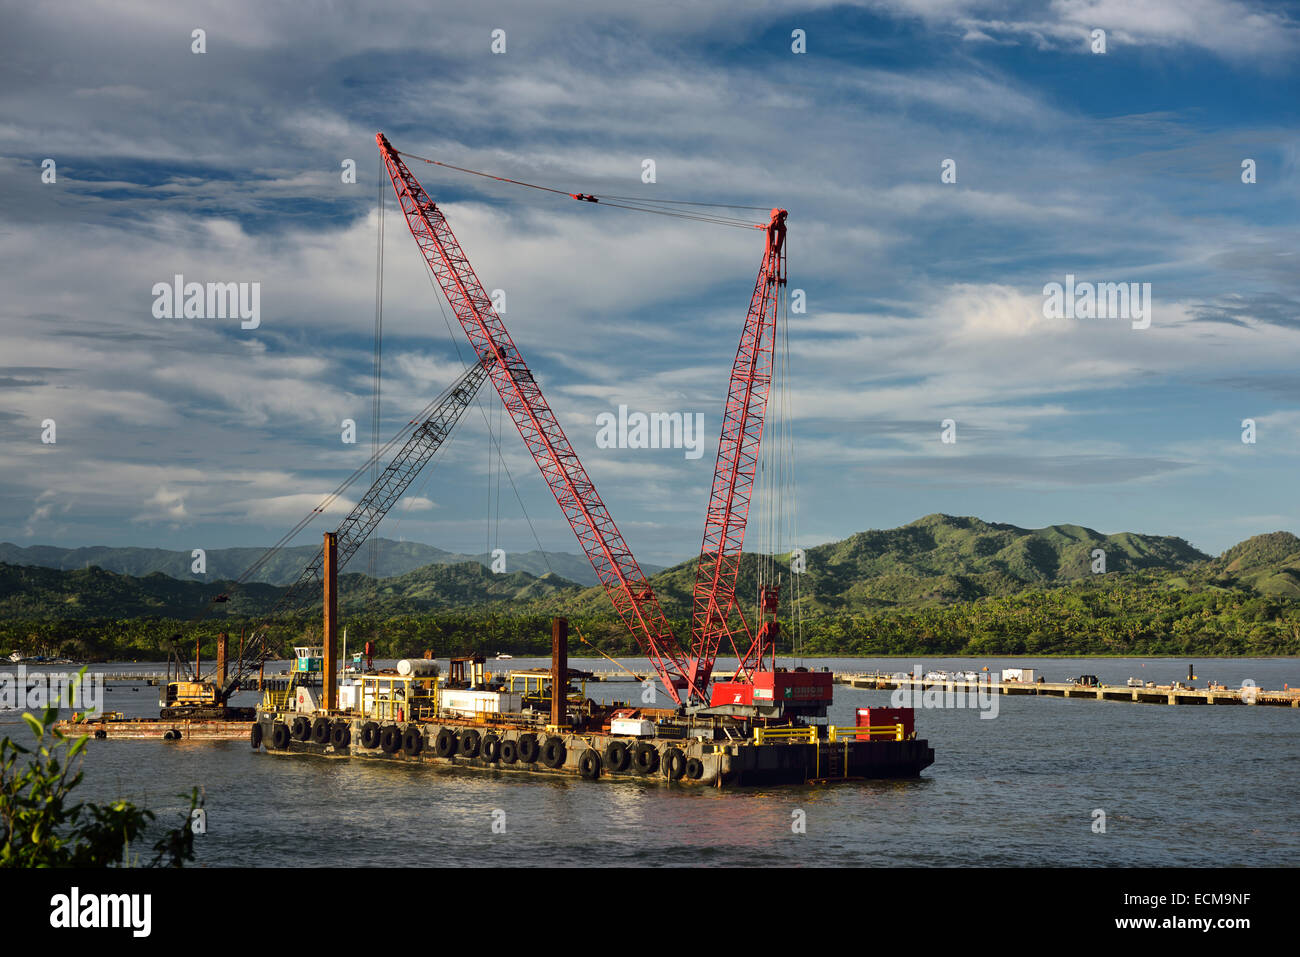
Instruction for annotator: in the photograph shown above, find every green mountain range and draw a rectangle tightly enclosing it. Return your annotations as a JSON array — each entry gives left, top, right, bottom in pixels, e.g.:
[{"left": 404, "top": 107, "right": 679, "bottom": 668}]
[
  {"left": 0, "top": 560, "right": 575, "bottom": 621},
  {"left": 1198, "top": 531, "right": 1300, "bottom": 597},
  {"left": 540, "top": 514, "right": 1214, "bottom": 617},
  {"left": 2, "top": 513, "right": 1293, "bottom": 622},
  {"left": 6, "top": 515, "right": 1300, "bottom": 660},
  {"left": 0, "top": 537, "right": 647, "bottom": 588}
]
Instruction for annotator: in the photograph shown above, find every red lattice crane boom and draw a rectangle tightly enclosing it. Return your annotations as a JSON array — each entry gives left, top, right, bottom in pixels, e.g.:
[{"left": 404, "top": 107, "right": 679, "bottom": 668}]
[
  {"left": 376, "top": 133, "right": 700, "bottom": 705},
  {"left": 686, "top": 208, "right": 787, "bottom": 692}
]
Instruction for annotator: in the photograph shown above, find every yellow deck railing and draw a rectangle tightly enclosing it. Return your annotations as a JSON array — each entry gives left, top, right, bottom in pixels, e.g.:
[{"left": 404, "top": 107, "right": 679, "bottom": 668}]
[
  {"left": 750, "top": 724, "right": 909, "bottom": 745},
  {"left": 262, "top": 689, "right": 293, "bottom": 712},
  {"left": 751, "top": 726, "right": 818, "bottom": 744},
  {"left": 829, "top": 724, "right": 905, "bottom": 742}
]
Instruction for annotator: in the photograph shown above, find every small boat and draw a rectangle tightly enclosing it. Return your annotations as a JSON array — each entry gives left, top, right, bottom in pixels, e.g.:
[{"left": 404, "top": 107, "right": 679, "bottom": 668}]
[{"left": 495, "top": 653, "right": 513, "bottom": 660}]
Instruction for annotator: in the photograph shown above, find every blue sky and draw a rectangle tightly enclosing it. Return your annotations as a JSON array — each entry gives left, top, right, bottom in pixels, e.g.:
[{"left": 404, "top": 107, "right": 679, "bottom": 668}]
[{"left": 1, "top": 0, "right": 1298, "bottom": 569}]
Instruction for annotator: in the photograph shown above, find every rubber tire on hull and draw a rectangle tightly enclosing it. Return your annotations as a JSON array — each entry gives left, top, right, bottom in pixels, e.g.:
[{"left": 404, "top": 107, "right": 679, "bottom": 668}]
[
  {"left": 604, "top": 740, "right": 631, "bottom": 772},
  {"left": 499, "top": 739, "right": 519, "bottom": 764},
  {"left": 163, "top": 729, "right": 181, "bottom": 740},
  {"left": 360, "top": 722, "right": 381, "bottom": 750},
  {"left": 402, "top": 725, "right": 423, "bottom": 756},
  {"left": 633, "top": 742, "right": 659, "bottom": 775},
  {"left": 482, "top": 733, "right": 501, "bottom": 762},
  {"left": 663, "top": 747, "right": 687, "bottom": 780},
  {"left": 459, "top": 728, "right": 482, "bottom": 758},
  {"left": 380, "top": 725, "right": 402, "bottom": 754},
  {"left": 578, "top": 749, "right": 601, "bottom": 780},
  {"left": 434, "top": 728, "right": 457, "bottom": 758},
  {"left": 517, "top": 734, "right": 540, "bottom": 764},
  {"left": 271, "top": 722, "right": 291, "bottom": 750},
  {"left": 685, "top": 757, "right": 705, "bottom": 780},
  {"left": 311, "top": 717, "right": 331, "bottom": 744},
  {"left": 541, "top": 736, "right": 567, "bottom": 769},
  {"left": 94, "top": 729, "right": 107, "bottom": 740},
  {"left": 330, "top": 723, "right": 351, "bottom": 749},
  {"left": 249, "top": 723, "right": 263, "bottom": 750},
  {"left": 291, "top": 716, "right": 311, "bottom": 741}
]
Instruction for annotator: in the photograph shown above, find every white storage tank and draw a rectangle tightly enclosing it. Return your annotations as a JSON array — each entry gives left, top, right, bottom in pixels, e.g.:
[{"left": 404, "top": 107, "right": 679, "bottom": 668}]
[{"left": 397, "top": 659, "right": 440, "bottom": 676}]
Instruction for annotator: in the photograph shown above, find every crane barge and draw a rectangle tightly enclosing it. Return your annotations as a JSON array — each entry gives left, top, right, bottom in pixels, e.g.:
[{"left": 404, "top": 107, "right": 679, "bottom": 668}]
[{"left": 247, "top": 134, "right": 935, "bottom": 785}]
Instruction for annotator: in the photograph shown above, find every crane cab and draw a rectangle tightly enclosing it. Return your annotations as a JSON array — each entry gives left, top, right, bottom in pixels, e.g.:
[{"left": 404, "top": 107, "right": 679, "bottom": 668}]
[{"left": 709, "top": 668, "right": 834, "bottom": 717}]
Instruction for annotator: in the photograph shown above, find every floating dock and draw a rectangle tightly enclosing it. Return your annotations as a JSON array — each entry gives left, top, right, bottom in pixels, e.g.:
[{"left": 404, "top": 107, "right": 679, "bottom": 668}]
[
  {"left": 54, "top": 716, "right": 253, "bottom": 740},
  {"left": 837, "top": 673, "right": 1300, "bottom": 707}
]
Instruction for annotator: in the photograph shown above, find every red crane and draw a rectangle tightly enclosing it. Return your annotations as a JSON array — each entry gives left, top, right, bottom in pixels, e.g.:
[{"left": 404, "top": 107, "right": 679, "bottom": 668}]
[
  {"left": 686, "top": 207, "right": 786, "bottom": 694},
  {"left": 376, "top": 134, "right": 826, "bottom": 715},
  {"left": 691, "top": 210, "right": 831, "bottom": 713},
  {"left": 376, "top": 133, "right": 699, "bottom": 705}
]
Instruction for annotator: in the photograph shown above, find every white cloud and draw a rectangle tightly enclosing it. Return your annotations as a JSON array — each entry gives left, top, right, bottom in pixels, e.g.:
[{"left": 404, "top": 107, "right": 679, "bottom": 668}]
[
  {"left": 875, "top": 0, "right": 1300, "bottom": 59},
  {"left": 0, "top": 0, "right": 1296, "bottom": 561},
  {"left": 135, "top": 486, "right": 189, "bottom": 523}
]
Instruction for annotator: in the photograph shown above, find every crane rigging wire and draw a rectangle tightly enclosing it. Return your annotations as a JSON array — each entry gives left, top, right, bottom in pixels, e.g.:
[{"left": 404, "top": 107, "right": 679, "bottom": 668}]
[
  {"left": 416, "top": 231, "right": 560, "bottom": 584},
  {"left": 779, "top": 236, "right": 803, "bottom": 664},
  {"left": 403, "top": 199, "right": 669, "bottom": 671},
  {"left": 751, "top": 233, "right": 800, "bottom": 666},
  {"left": 368, "top": 166, "right": 386, "bottom": 590},
  {"left": 394, "top": 149, "right": 767, "bottom": 229}
]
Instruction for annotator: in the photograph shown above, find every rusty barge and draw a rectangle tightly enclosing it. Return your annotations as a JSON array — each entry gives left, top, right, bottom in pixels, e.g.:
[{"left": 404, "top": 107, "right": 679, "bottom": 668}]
[{"left": 251, "top": 618, "right": 934, "bottom": 787}]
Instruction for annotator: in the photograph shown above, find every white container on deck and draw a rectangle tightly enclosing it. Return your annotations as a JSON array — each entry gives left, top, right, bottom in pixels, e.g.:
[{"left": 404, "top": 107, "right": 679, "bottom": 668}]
[
  {"left": 439, "top": 689, "right": 521, "bottom": 717},
  {"left": 610, "top": 718, "right": 655, "bottom": 737}
]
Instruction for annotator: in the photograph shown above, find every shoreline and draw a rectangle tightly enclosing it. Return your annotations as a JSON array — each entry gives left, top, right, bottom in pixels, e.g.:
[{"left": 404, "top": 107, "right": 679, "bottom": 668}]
[{"left": 5, "top": 652, "right": 1297, "bottom": 668}]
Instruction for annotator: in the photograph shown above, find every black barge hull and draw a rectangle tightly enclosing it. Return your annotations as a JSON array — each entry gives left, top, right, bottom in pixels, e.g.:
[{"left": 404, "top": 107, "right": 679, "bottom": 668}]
[{"left": 252, "top": 714, "right": 935, "bottom": 787}]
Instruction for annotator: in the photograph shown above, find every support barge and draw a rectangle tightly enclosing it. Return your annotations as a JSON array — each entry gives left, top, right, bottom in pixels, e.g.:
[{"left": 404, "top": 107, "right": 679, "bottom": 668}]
[
  {"left": 250, "top": 622, "right": 934, "bottom": 788},
  {"left": 253, "top": 713, "right": 934, "bottom": 786}
]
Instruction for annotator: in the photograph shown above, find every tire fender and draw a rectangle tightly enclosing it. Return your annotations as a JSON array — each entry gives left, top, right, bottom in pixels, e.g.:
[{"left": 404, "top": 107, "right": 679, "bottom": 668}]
[
  {"left": 604, "top": 740, "right": 632, "bottom": 772},
  {"left": 541, "top": 736, "right": 567, "bottom": 769},
  {"left": 402, "top": 725, "right": 423, "bottom": 756},
  {"left": 459, "top": 728, "right": 482, "bottom": 758},
  {"left": 434, "top": 727, "right": 458, "bottom": 758},
  {"left": 311, "top": 717, "right": 330, "bottom": 744},
  {"left": 380, "top": 725, "right": 402, "bottom": 754},
  {"left": 633, "top": 742, "right": 659, "bottom": 775},
  {"left": 271, "top": 722, "right": 291, "bottom": 750},
  {"left": 663, "top": 747, "right": 687, "bottom": 781},
  {"left": 517, "top": 733, "right": 540, "bottom": 764}
]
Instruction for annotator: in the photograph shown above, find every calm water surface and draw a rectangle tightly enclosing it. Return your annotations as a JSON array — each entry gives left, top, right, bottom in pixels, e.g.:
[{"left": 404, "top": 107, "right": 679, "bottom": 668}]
[{"left": 3, "top": 656, "right": 1297, "bottom": 867}]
